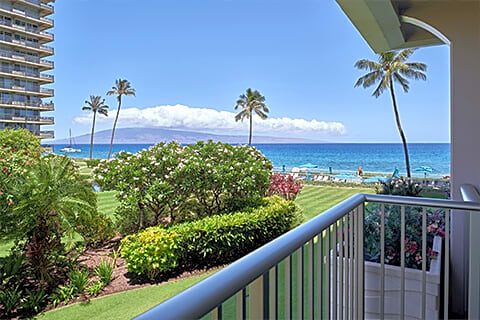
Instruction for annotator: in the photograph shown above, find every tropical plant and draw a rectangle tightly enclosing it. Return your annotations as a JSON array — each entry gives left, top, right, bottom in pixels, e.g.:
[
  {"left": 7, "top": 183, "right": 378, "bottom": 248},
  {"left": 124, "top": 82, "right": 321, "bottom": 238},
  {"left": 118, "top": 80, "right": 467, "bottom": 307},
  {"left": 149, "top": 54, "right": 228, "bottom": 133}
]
[
  {"left": 267, "top": 174, "right": 304, "bottom": 200},
  {"left": 364, "top": 204, "right": 445, "bottom": 270},
  {"left": 234, "top": 88, "right": 269, "bottom": 146},
  {"left": 22, "top": 288, "right": 47, "bottom": 314},
  {"left": 94, "top": 258, "right": 114, "bottom": 285},
  {"left": 82, "top": 95, "right": 109, "bottom": 160},
  {"left": 106, "top": 79, "right": 136, "bottom": 160},
  {"left": 354, "top": 49, "right": 427, "bottom": 178},
  {"left": 86, "top": 280, "right": 104, "bottom": 296},
  {"left": 7, "top": 156, "right": 96, "bottom": 283},
  {"left": 68, "top": 269, "right": 89, "bottom": 293},
  {"left": 0, "top": 285, "right": 22, "bottom": 315}
]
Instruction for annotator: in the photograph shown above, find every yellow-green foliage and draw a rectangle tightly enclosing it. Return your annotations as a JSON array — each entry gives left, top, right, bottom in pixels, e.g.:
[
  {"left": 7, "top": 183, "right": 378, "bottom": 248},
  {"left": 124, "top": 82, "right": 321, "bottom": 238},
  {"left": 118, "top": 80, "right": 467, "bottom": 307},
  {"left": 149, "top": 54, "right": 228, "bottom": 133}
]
[
  {"left": 121, "top": 196, "right": 301, "bottom": 279},
  {"left": 121, "top": 228, "right": 179, "bottom": 279}
]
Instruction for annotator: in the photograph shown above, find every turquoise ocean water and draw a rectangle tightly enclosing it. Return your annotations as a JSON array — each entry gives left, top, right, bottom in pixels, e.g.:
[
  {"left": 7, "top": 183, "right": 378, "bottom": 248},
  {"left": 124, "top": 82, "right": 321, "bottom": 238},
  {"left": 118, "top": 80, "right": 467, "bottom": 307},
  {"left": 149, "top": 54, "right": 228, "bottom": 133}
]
[{"left": 53, "top": 143, "right": 450, "bottom": 178}]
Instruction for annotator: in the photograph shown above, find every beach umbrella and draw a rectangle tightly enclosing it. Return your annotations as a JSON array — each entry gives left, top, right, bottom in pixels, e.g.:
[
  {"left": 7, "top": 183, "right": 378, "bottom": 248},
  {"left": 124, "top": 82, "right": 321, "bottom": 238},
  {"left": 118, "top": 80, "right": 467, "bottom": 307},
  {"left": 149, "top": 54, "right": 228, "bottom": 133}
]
[
  {"left": 392, "top": 167, "right": 400, "bottom": 179},
  {"left": 414, "top": 166, "right": 435, "bottom": 179},
  {"left": 300, "top": 163, "right": 318, "bottom": 169}
]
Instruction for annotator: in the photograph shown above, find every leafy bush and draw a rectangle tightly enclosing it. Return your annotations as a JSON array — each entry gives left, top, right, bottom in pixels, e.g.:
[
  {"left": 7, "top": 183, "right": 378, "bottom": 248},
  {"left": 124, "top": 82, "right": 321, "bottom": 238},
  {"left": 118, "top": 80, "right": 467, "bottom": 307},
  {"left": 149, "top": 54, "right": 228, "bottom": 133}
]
[
  {"left": 267, "top": 174, "right": 304, "bottom": 200},
  {"left": 114, "top": 202, "right": 156, "bottom": 235},
  {"left": 22, "top": 288, "right": 47, "bottom": 314},
  {"left": 95, "top": 141, "right": 272, "bottom": 232},
  {"left": 121, "top": 228, "right": 179, "bottom": 280},
  {"left": 376, "top": 178, "right": 422, "bottom": 197},
  {"left": 121, "top": 196, "right": 301, "bottom": 279},
  {"left": 94, "top": 258, "right": 114, "bottom": 285},
  {"left": 76, "top": 211, "right": 115, "bottom": 247},
  {"left": 86, "top": 280, "right": 104, "bottom": 296},
  {"left": 0, "top": 128, "right": 43, "bottom": 154},
  {"left": 68, "top": 269, "right": 89, "bottom": 294},
  {"left": 364, "top": 203, "right": 445, "bottom": 269},
  {"left": 85, "top": 159, "right": 101, "bottom": 168},
  {"left": 0, "top": 285, "right": 22, "bottom": 315}
]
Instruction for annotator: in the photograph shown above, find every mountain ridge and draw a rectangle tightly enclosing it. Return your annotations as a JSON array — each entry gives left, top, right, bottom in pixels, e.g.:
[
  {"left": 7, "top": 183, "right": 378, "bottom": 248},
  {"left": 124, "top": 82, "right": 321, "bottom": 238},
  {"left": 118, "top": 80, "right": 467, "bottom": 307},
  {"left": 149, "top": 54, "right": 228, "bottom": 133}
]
[{"left": 53, "top": 127, "right": 323, "bottom": 144}]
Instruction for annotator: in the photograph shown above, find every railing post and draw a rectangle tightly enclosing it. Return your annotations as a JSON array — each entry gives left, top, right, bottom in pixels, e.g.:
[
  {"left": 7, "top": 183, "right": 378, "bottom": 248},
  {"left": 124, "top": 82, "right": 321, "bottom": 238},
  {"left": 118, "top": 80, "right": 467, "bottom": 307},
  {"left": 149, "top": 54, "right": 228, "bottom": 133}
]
[
  {"left": 469, "top": 210, "right": 480, "bottom": 318},
  {"left": 357, "top": 203, "right": 364, "bottom": 319},
  {"left": 249, "top": 275, "right": 265, "bottom": 319}
]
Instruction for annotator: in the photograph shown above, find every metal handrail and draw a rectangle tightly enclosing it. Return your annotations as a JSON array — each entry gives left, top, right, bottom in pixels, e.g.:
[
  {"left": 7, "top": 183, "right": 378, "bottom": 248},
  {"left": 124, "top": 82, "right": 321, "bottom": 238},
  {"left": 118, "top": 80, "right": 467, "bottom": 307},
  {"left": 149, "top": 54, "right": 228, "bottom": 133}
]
[{"left": 135, "top": 189, "right": 480, "bottom": 320}]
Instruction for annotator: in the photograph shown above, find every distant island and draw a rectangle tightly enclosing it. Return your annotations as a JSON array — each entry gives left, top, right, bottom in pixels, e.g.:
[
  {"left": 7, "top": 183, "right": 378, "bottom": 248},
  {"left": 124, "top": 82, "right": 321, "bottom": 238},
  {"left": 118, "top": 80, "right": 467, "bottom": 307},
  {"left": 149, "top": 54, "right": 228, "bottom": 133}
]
[{"left": 53, "top": 127, "right": 322, "bottom": 144}]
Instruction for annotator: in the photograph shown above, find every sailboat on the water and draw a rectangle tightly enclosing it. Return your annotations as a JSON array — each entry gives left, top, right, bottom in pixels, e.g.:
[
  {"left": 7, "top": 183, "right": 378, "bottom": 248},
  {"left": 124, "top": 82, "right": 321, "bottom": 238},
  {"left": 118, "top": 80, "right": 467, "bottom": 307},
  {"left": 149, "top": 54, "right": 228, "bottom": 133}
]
[{"left": 60, "top": 129, "right": 81, "bottom": 153}]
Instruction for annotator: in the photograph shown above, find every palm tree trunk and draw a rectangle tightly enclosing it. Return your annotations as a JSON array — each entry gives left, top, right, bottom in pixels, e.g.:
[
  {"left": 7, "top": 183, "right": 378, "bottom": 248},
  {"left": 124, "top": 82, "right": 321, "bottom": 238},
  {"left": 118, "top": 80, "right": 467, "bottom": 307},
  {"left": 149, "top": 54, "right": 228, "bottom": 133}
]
[
  {"left": 107, "top": 97, "right": 122, "bottom": 160},
  {"left": 248, "top": 113, "right": 253, "bottom": 146},
  {"left": 389, "top": 77, "right": 411, "bottom": 178},
  {"left": 89, "top": 111, "right": 97, "bottom": 160}
]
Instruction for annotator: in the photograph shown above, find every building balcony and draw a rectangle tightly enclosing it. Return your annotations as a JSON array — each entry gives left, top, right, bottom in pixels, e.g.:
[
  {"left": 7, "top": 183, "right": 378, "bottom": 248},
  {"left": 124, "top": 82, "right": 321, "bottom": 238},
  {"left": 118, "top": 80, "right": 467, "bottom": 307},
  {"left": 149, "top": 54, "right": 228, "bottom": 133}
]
[
  {"left": 0, "top": 36, "right": 54, "bottom": 57},
  {"left": 3, "top": 7, "right": 54, "bottom": 30},
  {"left": 0, "top": 115, "right": 54, "bottom": 125},
  {"left": 0, "top": 99, "right": 54, "bottom": 111},
  {"left": 34, "top": 130, "right": 54, "bottom": 139},
  {"left": 0, "top": 68, "right": 54, "bottom": 83},
  {"left": 0, "top": 84, "right": 54, "bottom": 97},
  {"left": 42, "top": 144, "right": 53, "bottom": 152},
  {"left": 0, "top": 19, "right": 54, "bottom": 43},
  {"left": 13, "top": 0, "right": 54, "bottom": 15},
  {"left": 0, "top": 49, "right": 54, "bottom": 70}
]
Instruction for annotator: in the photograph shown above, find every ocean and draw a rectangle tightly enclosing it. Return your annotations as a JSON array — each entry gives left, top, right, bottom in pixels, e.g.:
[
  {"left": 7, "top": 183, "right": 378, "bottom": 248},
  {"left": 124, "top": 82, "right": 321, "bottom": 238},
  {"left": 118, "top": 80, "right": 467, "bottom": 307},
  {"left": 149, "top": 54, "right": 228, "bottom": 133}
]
[{"left": 53, "top": 143, "right": 450, "bottom": 178}]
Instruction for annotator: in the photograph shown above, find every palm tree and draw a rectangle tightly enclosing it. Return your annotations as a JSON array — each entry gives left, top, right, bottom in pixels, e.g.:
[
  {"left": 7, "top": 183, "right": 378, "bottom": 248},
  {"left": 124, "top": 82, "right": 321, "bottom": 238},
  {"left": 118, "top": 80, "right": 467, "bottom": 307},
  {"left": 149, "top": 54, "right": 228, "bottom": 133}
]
[
  {"left": 12, "top": 156, "right": 96, "bottom": 283},
  {"left": 106, "top": 79, "right": 136, "bottom": 160},
  {"left": 234, "top": 88, "right": 269, "bottom": 146},
  {"left": 354, "top": 49, "right": 427, "bottom": 178},
  {"left": 82, "top": 96, "right": 109, "bottom": 160}
]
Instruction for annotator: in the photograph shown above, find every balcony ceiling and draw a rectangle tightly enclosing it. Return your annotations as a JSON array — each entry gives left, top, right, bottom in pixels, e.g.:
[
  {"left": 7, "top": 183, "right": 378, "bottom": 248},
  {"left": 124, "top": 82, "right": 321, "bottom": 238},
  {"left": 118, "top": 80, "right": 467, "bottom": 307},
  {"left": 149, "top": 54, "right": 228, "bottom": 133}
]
[{"left": 335, "top": 0, "right": 444, "bottom": 53}]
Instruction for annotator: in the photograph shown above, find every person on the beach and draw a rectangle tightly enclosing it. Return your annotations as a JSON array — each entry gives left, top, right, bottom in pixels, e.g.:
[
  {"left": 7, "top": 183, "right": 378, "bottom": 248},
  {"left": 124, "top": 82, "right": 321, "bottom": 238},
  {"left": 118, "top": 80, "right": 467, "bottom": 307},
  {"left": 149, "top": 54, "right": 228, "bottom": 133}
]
[{"left": 358, "top": 165, "right": 363, "bottom": 176}]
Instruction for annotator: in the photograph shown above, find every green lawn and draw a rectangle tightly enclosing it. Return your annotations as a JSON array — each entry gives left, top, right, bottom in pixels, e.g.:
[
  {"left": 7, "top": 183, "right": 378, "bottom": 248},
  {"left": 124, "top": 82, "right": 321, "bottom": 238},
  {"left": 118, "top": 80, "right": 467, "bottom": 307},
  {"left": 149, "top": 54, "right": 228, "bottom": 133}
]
[
  {"left": 296, "top": 185, "right": 375, "bottom": 221},
  {"left": 40, "top": 271, "right": 216, "bottom": 320},
  {"left": 40, "top": 185, "right": 371, "bottom": 319}
]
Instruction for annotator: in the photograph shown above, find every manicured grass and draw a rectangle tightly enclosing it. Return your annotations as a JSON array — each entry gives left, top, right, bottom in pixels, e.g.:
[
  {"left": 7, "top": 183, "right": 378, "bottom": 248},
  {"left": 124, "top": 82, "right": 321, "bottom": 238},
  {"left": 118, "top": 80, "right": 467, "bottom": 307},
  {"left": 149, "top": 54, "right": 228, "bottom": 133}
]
[
  {"left": 296, "top": 185, "right": 375, "bottom": 221},
  {"left": 39, "top": 271, "right": 216, "bottom": 320},
  {"left": 96, "top": 191, "right": 119, "bottom": 221}
]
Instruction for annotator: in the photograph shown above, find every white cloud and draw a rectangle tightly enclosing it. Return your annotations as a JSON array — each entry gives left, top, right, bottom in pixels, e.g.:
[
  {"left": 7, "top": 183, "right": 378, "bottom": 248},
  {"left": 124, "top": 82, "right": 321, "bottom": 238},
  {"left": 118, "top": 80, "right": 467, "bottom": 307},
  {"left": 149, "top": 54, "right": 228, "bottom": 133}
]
[{"left": 74, "top": 104, "right": 346, "bottom": 136}]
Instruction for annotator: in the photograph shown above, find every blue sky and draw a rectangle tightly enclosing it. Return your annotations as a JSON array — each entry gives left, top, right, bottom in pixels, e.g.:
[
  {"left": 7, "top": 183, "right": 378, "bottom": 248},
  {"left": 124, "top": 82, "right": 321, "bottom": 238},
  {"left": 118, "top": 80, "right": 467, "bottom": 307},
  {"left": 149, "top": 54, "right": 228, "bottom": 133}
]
[{"left": 48, "top": 0, "right": 450, "bottom": 142}]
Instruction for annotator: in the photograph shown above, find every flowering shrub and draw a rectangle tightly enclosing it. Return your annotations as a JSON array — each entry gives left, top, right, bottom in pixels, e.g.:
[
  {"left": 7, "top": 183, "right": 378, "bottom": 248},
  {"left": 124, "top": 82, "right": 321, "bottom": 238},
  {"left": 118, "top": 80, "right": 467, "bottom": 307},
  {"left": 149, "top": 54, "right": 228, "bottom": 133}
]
[
  {"left": 376, "top": 178, "right": 422, "bottom": 197},
  {"left": 94, "top": 141, "right": 273, "bottom": 232},
  {"left": 267, "top": 174, "right": 303, "bottom": 200},
  {"left": 121, "top": 196, "right": 301, "bottom": 280},
  {"left": 75, "top": 211, "right": 115, "bottom": 247},
  {"left": 364, "top": 203, "right": 445, "bottom": 270}
]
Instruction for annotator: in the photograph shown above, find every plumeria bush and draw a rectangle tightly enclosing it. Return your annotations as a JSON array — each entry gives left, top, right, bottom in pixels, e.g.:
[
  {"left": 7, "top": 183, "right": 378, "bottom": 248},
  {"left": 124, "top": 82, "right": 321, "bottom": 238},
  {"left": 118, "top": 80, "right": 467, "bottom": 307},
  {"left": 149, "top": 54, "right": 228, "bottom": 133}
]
[
  {"left": 267, "top": 174, "right": 304, "bottom": 200},
  {"left": 94, "top": 141, "right": 273, "bottom": 232},
  {"left": 364, "top": 203, "right": 445, "bottom": 270}
]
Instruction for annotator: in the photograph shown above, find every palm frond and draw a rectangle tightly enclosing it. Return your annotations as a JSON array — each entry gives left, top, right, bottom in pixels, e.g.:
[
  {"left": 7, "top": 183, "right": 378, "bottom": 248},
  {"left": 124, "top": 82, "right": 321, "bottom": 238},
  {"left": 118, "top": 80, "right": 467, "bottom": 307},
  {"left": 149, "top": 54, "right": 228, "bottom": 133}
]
[
  {"left": 372, "top": 76, "right": 389, "bottom": 98},
  {"left": 393, "top": 72, "right": 410, "bottom": 92},
  {"left": 354, "top": 70, "right": 384, "bottom": 88},
  {"left": 354, "top": 59, "right": 382, "bottom": 71},
  {"left": 393, "top": 49, "right": 414, "bottom": 63}
]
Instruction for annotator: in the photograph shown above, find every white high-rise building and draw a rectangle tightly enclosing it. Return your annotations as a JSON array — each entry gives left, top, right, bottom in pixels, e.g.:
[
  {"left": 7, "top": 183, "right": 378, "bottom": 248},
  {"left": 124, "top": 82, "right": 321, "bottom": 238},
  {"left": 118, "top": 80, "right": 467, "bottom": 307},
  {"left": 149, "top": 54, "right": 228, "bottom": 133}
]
[{"left": 0, "top": 0, "right": 54, "bottom": 150}]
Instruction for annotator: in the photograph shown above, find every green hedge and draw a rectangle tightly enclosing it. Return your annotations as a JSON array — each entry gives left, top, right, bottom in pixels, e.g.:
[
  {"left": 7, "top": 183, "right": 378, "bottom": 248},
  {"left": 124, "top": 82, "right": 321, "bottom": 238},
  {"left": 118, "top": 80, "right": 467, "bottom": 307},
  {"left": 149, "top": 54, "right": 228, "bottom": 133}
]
[{"left": 121, "top": 196, "right": 302, "bottom": 279}]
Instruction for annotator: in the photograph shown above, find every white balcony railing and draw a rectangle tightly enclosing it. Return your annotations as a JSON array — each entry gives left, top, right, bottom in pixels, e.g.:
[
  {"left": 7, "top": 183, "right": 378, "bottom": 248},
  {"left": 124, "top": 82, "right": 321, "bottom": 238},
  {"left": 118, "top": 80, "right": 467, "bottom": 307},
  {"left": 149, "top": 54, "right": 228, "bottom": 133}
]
[
  {"left": 0, "top": 98, "right": 54, "bottom": 110},
  {"left": 135, "top": 185, "right": 480, "bottom": 320},
  {"left": 0, "top": 115, "right": 54, "bottom": 123}
]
